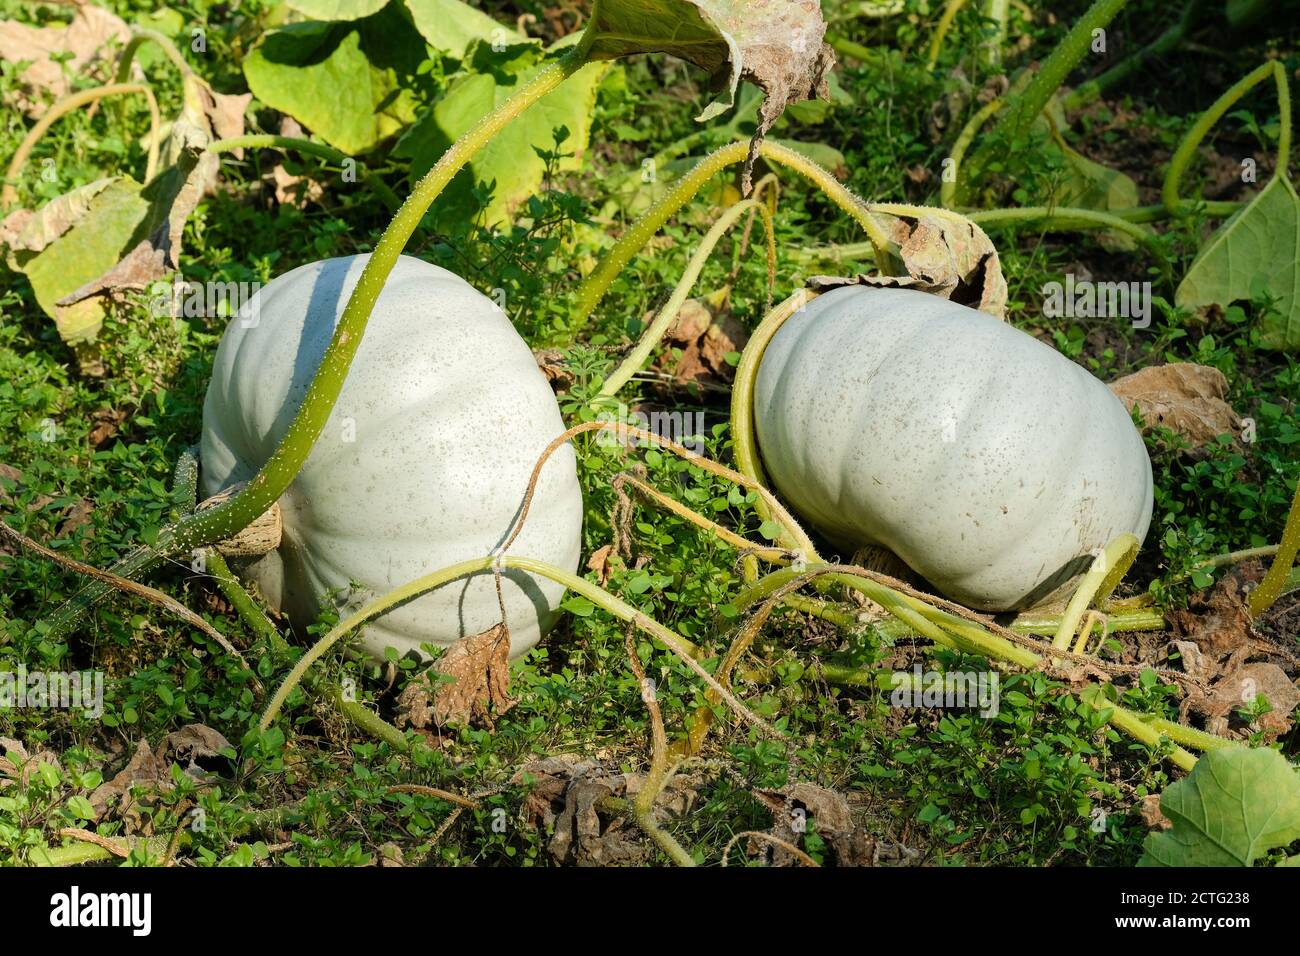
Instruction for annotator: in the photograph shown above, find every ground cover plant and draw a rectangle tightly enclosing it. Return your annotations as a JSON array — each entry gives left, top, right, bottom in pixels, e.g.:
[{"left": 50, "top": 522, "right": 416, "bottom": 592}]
[{"left": 0, "top": 0, "right": 1298, "bottom": 868}]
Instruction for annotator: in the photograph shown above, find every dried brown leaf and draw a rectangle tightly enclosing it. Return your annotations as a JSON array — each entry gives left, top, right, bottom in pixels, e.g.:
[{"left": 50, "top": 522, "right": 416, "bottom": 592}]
[
  {"left": 429, "top": 622, "right": 515, "bottom": 727},
  {"left": 0, "top": 5, "right": 131, "bottom": 112},
  {"left": 752, "top": 782, "right": 879, "bottom": 867},
  {"left": 1109, "top": 363, "right": 1242, "bottom": 447},
  {"left": 650, "top": 297, "right": 748, "bottom": 386},
  {"left": 809, "top": 214, "right": 1008, "bottom": 319},
  {"left": 1140, "top": 793, "right": 1172, "bottom": 830}
]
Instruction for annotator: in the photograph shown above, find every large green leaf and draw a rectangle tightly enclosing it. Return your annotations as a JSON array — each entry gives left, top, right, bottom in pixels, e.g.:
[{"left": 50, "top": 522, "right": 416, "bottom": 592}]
[
  {"left": 396, "top": 43, "right": 609, "bottom": 227},
  {"left": 1176, "top": 175, "right": 1300, "bottom": 351},
  {"left": 1139, "top": 748, "right": 1300, "bottom": 867},
  {"left": 286, "top": 0, "right": 390, "bottom": 20},
  {"left": 6, "top": 178, "right": 149, "bottom": 345},
  {"left": 244, "top": 3, "right": 431, "bottom": 154},
  {"left": 404, "top": 0, "right": 524, "bottom": 55}
]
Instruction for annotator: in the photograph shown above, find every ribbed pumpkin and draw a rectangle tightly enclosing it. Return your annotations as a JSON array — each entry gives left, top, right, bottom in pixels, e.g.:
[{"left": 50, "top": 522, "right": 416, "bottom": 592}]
[
  {"left": 753, "top": 285, "right": 1153, "bottom": 610},
  {"left": 200, "top": 254, "right": 583, "bottom": 660}
]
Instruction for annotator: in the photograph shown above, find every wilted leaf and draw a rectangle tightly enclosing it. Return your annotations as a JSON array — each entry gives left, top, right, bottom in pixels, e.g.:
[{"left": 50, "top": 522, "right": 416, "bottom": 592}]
[
  {"left": 57, "top": 122, "right": 212, "bottom": 307},
  {"left": 808, "top": 215, "right": 1008, "bottom": 319},
  {"left": 649, "top": 297, "right": 748, "bottom": 386},
  {"left": 751, "top": 782, "right": 878, "bottom": 866},
  {"left": 0, "top": 178, "right": 117, "bottom": 254},
  {"left": 428, "top": 622, "right": 515, "bottom": 726},
  {"left": 244, "top": 4, "right": 432, "bottom": 154},
  {"left": 6, "top": 177, "right": 150, "bottom": 345},
  {"left": 1109, "top": 363, "right": 1242, "bottom": 447},
  {"left": 1139, "top": 793, "right": 1171, "bottom": 831},
  {"left": 269, "top": 163, "right": 326, "bottom": 208},
  {"left": 1140, "top": 747, "right": 1300, "bottom": 866},
  {"left": 1176, "top": 175, "right": 1300, "bottom": 351},
  {"left": 513, "top": 756, "right": 701, "bottom": 866},
  {"left": 88, "top": 725, "right": 230, "bottom": 828},
  {"left": 396, "top": 41, "right": 608, "bottom": 226},
  {"left": 0, "top": 5, "right": 131, "bottom": 112},
  {"left": 585, "top": 0, "right": 835, "bottom": 190},
  {"left": 1170, "top": 563, "right": 1259, "bottom": 661}
]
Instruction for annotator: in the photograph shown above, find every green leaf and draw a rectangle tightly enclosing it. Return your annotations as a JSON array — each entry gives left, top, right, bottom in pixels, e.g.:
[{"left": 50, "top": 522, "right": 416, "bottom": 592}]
[
  {"left": 396, "top": 43, "right": 609, "bottom": 226},
  {"left": 286, "top": 0, "right": 389, "bottom": 20},
  {"left": 66, "top": 795, "right": 96, "bottom": 821},
  {"left": 1139, "top": 747, "right": 1300, "bottom": 867},
  {"left": 244, "top": 3, "right": 432, "bottom": 154},
  {"left": 5, "top": 178, "right": 149, "bottom": 345},
  {"left": 404, "top": 0, "right": 524, "bottom": 55},
  {"left": 1176, "top": 175, "right": 1300, "bottom": 351}
]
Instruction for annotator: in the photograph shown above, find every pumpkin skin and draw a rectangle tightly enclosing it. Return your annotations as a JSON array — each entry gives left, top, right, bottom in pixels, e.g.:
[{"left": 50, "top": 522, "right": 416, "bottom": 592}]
[
  {"left": 199, "top": 254, "right": 583, "bottom": 661},
  {"left": 753, "top": 286, "right": 1153, "bottom": 611}
]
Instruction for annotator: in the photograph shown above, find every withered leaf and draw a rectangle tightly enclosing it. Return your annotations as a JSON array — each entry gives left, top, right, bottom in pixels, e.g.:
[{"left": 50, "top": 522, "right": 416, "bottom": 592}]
[
  {"left": 1140, "top": 793, "right": 1172, "bottom": 830},
  {"left": 408, "top": 623, "right": 516, "bottom": 728},
  {"left": 649, "top": 297, "right": 748, "bottom": 387},
  {"left": 1109, "top": 363, "right": 1242, "bottom": 447},
  {"left": 809, "top": 215, "right": 1008, "bottom": 319},
  {"left": 752, "top": 782, "right": 879, "bottom": 867},
  {"left": 0, "top": 5, "right": 131, "bottom": 112},
  {"left": 512, "top": 756, "right": 701, "bottom": 866},
  {"left": 1170, "top": 564, "right": 1259, "bottom": 661},
  {"left": 56, "top": 122, "right": 213, "bottom": 307},
  {"left": 586, "top": 0, "right": 835, "bottom": 192},
  {"left": 1, "top": 178, "right": 118, "bottom": 255}
]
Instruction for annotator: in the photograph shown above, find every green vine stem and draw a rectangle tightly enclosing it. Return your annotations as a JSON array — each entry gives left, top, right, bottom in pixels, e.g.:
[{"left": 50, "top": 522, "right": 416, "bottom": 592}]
[
  {"left": 614, "top": 472, "right": 793, "bottom": 564},
  {"left": 790, "top": 196, "right": 1245, "bottom": 265},
  {"left": 206, "top": 549, "right": 409, "bottom": 749},
  {"left": 1249, "top": 478, "right": 1300, "bottom": 617},
  {"left": 959, "top": 0, "right": 1133, "bottom": 202},
  {"left": 41, "top": 43, "right": 594, "bottom": 641},
  {"left": 2, "top": 83, "right": 160, "bottom": 211},
  {"left": 940, "top": 96, "right": 1004, "bottom": 208},
  {"left": 1011, "top": 605, "right": 1165, "bottom": 635},
  {"left": 570, "top": 140, "right": 895, "bottom": 333},
  {"left": 258, "top": 554, "right": 779, "bottom": 741},
  {"left": 967, "top": 207, "right": 1166, "bottom": 259},
  {"left": 926, "top": 0, "right": 970, "bottom": 71},
  {"left": 728, "top": 288, "right": 820, "bottom": 554},
  {"left": 206, "top": 134, "right": 402, "bottom": 212},
  {"left": 205, "top": 549, "right": 288, "bottom": 657},
  {"left": 981, "top": 0, "right": 1010, "bottom": 68},
  {"left": 597, "top": 197, "right": 774, "bottom": 399},
  {"left": 825, "top": 34, "right": 885, "bottom": 64},
  {"left": 1163, "top": 60, "right": 1292, "bottom": 215},
  {"left": 1063, "top": 0, "right": 1209, "bottom": 111},
  {"left": 1052, "top": 534, "right": 1139, "bottom": 650},
  {"left": 115, "top": 28, "right": 193, "bottom": 85},
  {"left": 729, "top": 563, "right": 1215, "bottom": 769}
]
